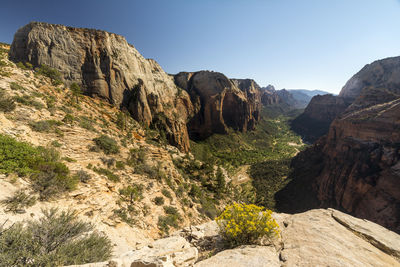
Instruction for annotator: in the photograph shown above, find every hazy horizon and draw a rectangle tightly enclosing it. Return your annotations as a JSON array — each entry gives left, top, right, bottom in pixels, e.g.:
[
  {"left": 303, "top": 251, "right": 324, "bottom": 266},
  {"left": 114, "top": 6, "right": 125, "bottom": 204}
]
[{"left": 1, "top": 0, "right": 399, "bottom": 94}]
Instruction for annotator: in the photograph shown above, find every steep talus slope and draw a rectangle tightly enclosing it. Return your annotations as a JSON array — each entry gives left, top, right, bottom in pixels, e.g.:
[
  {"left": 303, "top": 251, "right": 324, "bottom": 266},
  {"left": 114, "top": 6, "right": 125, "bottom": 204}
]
[
  {"left": 9, "top": 22, "right": 194, "bottom": 151},
  {"left": 278, "top": 56, "right": 400, "bottom": 233},
  {"left": 174, "top": 72, "right": 261, "bottom": 140},
  {"left": 70, "top": 209, "right": 400, "bottom": 267}
]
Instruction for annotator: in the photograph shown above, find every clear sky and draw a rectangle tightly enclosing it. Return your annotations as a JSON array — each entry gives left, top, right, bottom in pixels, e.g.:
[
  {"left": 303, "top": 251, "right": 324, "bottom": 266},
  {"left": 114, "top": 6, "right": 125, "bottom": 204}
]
[{"left": 1, "top": 0, "right": 399, "bottom": 94}]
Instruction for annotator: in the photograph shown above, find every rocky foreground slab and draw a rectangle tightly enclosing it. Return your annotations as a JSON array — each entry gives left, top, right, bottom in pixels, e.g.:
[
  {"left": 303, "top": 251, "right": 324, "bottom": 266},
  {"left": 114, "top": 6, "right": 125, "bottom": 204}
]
[{"left": 68, "top": 208, "right": 400, "bottom": 267}]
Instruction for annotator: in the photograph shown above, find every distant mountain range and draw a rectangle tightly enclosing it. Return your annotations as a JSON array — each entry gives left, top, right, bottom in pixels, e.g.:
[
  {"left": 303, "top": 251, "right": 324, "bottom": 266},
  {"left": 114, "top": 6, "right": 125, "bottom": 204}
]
[{"left": 261, "top": 86, "right": 331, "bottom": 110}]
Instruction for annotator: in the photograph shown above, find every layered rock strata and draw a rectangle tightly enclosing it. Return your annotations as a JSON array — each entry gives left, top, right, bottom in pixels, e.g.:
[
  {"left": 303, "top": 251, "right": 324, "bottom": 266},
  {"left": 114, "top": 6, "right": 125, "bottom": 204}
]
[
  {"left": 175, "top": 72, "right": 261, "bottom": 140},
  {"left": 279, "top": 56, "right": 400, "bottom": 233}
]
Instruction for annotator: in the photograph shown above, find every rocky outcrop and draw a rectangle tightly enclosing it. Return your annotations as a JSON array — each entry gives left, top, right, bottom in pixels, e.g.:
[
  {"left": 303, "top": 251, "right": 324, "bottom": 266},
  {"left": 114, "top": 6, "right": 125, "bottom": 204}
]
[
  {"left": 279, "top": 56, "right": 400, "bottom": 233},
  {"left": 260, "top": 85, "right": 280, "bottom": 105},
  {"left": 9, "top": 22, "right": 194, "bottom": 151},
  {"left": 70, "top": 209, "right": 400, "bottom": 267},
  {"left": 174, "top": 72, "right": 261, "bottom": 140},
  {"left": 339, "top": 56, "right": 400, "bottom": 100},
  {"left": 291, "top": 94, "right": 352, "bottom": 143},
  {"left": 292, "top": 56, "right": 400, "bottom": 143}
]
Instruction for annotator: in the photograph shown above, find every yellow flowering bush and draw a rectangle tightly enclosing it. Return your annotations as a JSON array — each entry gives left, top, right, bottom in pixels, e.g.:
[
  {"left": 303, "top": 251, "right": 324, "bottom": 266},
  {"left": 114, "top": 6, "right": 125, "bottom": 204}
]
[{"left": 216, "top": 203, "right": 280, "bottom": 247}]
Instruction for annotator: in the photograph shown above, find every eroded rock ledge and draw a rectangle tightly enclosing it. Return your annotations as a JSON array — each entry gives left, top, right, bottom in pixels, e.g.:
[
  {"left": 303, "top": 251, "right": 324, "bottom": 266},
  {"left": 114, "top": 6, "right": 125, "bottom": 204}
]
[{"left": 68, "top": 209, "right": 400, "bottom": 267}]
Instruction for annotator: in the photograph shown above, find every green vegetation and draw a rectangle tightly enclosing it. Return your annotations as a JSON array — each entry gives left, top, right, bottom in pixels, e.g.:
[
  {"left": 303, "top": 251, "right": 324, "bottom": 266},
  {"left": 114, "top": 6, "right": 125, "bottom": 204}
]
[
  {"left": 190, "top": 109, "right": 306, "bottom": 210},
  {"left": 29, "top": 119, "right": 63, "bottom": 133},
  {"left": 154, "top": 196, "right": 164, "bottom": 206},
  {"left": 158, "top": 206, "right": 182, "bottom": 234},
  {"left": 74, "top": 170, "right": 92, "bottom": 183},
  {"left": 78, "top": 116, "right": 96, "bottom": 131},
  {"left": 161, "top": 188, "right": 172, "bottom": 199},
  {"left": 0, "top": 189, "right": 36, "bottom": 213},
  {"left": 93, "top": 135, "right": 120, "bottom": 155},
  {"left": 0, "top": 89, "right": 16, "bottom": 112},
  {"left": 13, "top": 94, "right": 45, "bottom": 109},
  {"left": 35, "top": 64, "right": 63, "bottom": 85},
  {"left": 93, "top": 167, "right": 119, "bottom": 182},
  {"left": 0, "top": 134, "right": 77, "bottom": 199},
  {"left": 216, "top": 203, "right": 280, "bottom": 247},
  {"left": 119, "top": 184, "right": 144, "bottom": 204},
  {"left": 0, "top": 208, "right": 112, "bottom": 266},
  {"left": 16, "top": 62, "right": 33, "bottom": 70},
  {"left": 70, "top": 82, "right": 82, "bottom": 103},
  {"left": 9, "top": 82, "right": 27, "bottom": 91}
]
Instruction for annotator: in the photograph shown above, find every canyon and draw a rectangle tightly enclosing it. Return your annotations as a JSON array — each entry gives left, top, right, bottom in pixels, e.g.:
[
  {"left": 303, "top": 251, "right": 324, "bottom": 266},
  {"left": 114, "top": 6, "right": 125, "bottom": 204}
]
[
  {"left": 283, "top": 56, "right": 400, "bottom": 233},
  {"left": 1, "top": 21, "right": 400, "bottom": 266}
]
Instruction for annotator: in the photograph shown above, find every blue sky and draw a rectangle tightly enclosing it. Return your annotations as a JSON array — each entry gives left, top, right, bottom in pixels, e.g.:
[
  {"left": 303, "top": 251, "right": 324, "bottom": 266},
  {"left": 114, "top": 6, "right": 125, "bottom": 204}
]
[{"left": 1, "top": 0, "right": 399, "bottom": 93}]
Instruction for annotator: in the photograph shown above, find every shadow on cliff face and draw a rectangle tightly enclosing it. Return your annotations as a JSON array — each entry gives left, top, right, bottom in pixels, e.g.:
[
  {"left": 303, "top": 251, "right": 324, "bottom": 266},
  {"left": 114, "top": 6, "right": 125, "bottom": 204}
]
[{"left": 274, "top": 141, "right": 323, "bottom": 213}]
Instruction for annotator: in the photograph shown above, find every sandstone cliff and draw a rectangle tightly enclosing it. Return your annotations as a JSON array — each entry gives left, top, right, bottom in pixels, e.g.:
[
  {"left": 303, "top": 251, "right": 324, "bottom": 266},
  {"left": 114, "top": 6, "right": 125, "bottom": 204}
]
[
  {"left": 339, "top": 56, "right": 400, "bottom": 100},
  {"left": 291, "top": 94, "right": 352, "bottom": 143},
  {"left": 69, "top": 209, "right": 400, "bottom": 267},
  {"left": 175, "top": 72, "right": 261, "bottom": 140},
  {"left": 9, "top": 22, "right": 265, "bottom": 151},
  {"left": 260, "top": 85, "right": 280, "bottom": 105},
  {"left": 278, "top": 56, "right": 400, "bottom": 233},
  {"left": 9, "top": 22, "right": 194, "bottom": 151}
]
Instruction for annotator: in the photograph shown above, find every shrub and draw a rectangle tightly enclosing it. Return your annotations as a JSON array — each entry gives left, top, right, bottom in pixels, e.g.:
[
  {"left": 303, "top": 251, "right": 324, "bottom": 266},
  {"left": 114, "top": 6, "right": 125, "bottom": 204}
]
[
  {"left": 154, "top": 196, "right": 164, "bottom": 206},
  {"left": 30, "top": 161, "right": 77, "bottom": 200},
  {"left": 101, "top": 157, "right": 115, "bottom": 168},
  {"left": 135, "top": 163, "right": 164, "bottom": 180},
  {"left": 51, "top": 140, "right": 62, "bottom": 147},
  {"left": 216, "top": 203, "right": 280, "bottom": 247},
  {"left": 13, "top": 94, "right": 45, "bottom": 109},
  {"left": 74, "top": 170, "right": 92, "bottom": 183},
  {"left": 9, "top": 82, "right": 26, "bottom": 91},
  {"left": 157, "top": 214, "right": 179, "bottom": 234},
  {"left": 16, "top": 62, "right": 32, "bottom": 70},
  {"left": 198, "top": 197, "right": 219, "bottom": 219},
  {"left": 127, "top": 147, "right": 147, "bottom": 165},
  {"left": 93, "top": 135, "right": 120, "bottom": 155},
  {"left": 161, "top": 188, "right": 172, "bottom": 200},
  {"left": 0, "top": 208, "right": 112, "bottom": 266},
  {"left": 0, "top": 134, "right": 40, "bottom": 176},
  {"left": 62, "top": 114, "right": 75, "bottom": 124},
  {"left": 29, "top": 119, "right": 62, "bottom": 132},
  {"left": 115, "top": 160, "right": 125, "bottom": 170},
  {"left": 163, "top": 205, "right": 179, "bottom": 216},
  {"left": 35, "top": 64, "right": 63, "bottom": 85},
  {"left": 158, "top": 206, "right": 181, "bottom": 234},
  {"left": 93, "top": 167, "right": 119, "bottom": 182},
  {"left": 78, "top": 116, "right": 96, "bottom": 131},
  {"left": 0, "top": 189, "right": 36, "bottom": 213},
  {"left": 70, "top": 82, "right": 82, "bottom": 103},
  {"left": 119, "top": 185, "right": 144, "bottom": 204},
  {"left": 0, "top": 89, "right": 16, "bottom": 112}
]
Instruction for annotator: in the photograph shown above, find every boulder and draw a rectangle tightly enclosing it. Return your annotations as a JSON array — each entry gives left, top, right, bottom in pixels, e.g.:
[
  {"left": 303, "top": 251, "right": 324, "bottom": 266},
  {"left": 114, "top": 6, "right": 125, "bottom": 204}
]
[{"left": 194, "top": 246, "right": 280, "bottom": 267}]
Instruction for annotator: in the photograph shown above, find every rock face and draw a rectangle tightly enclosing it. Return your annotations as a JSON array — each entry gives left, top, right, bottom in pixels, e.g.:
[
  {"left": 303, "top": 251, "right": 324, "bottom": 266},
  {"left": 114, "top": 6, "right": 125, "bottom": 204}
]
[
  {"left": 292, "top": 56, "right": 400, "bottom": 143},
  {"left": 279, "top": 56, "right": 400, "bottom": 233},
  {"left": 291, "top": 94, "right": 352, "bottom": 143},
  {"left": 339, "top": 56, "right": 400, "bottom": 100},
  {"left": 9, "top": 22, "right": 194, "bottom": 151},
  {"left": 70, "top": 209, "right": 400, "bottom": 267},
  {"left": 9, "top": 22, "right": 265, "bottom": 150},
  {"left": 174, "top": 72, "right": 261, "bottom": 140},
  {"left": 260, "top": 85, "right": 280, "bottom": 105}
]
